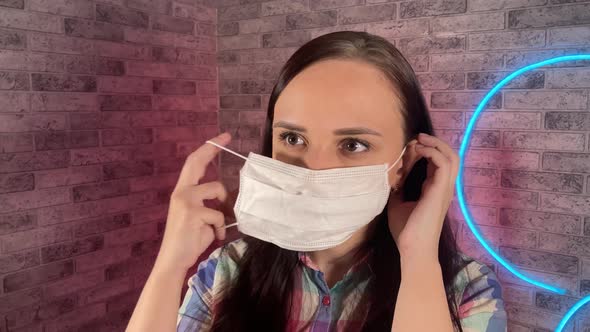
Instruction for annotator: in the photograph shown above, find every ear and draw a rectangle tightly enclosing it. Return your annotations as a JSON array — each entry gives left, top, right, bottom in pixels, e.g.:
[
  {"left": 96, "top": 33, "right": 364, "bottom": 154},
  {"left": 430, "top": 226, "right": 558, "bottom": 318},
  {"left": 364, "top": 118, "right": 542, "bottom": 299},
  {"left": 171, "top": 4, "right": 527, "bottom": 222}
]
[{"left": 395, "top": 139, "right": 422, "bottom": 188}]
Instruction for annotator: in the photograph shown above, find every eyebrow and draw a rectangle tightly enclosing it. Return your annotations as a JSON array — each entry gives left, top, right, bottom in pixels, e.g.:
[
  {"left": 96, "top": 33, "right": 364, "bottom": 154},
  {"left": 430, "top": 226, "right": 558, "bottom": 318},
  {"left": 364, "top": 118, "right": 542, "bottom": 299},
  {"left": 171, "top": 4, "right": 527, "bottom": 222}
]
[{"left": 273, "top": 121, "right": 382, "bottom": 136}]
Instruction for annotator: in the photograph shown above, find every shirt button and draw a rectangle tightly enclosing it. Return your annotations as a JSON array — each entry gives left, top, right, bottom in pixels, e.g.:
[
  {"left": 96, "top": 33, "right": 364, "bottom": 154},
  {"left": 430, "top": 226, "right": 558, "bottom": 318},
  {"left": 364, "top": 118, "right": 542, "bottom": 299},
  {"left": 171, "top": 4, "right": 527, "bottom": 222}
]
[{"left": 322, "top": 295, "right": 331, "bottom": 306}]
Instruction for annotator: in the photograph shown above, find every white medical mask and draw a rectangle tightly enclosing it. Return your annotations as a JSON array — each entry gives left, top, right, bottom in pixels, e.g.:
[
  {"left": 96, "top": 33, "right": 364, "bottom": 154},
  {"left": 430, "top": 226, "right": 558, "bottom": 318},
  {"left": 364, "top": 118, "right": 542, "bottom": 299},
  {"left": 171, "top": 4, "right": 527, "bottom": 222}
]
[{"left": 206, "top": 141, "right": 407, "bottom": 252}]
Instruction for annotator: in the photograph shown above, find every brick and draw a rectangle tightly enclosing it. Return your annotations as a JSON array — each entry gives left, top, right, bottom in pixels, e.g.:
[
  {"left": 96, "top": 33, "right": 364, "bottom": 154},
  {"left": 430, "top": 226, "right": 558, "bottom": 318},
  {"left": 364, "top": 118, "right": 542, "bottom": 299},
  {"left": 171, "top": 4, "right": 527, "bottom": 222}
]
[
  {"left": 416, "top": 72, "right": 464, "bottom": 90},
  {"left": 0, "top": 288, "right": 42, "bottom": 313},
  {"left": 0, "top": 211, "right": 36, "bottom": 236},
  {"left": 431, "top": 12, "right": 503, "bottom": 32},
  {"left": 175, "top": 35, "right": 216, "bottom": 52},
  {"left": 220, "top": 95, "right": 261, "bottom": 109},
  {"left": 152, "top": 47, "right": 201, "bottom": 65},
  {"left": 0, "top": 9, "right": 61, "bottom": 33},
  {"left": 177, "top": 112, "right": 217, "bottom": 126},
  {"left": 0, "top": 50, "right": 63, "bottom": 72},
  {"left": 35, "top": 131, "right": 99, "bottom": 151},
  {"left": 366, "top": 20, "right": 429, "bottom": 39},
  {"left": 220, "top": 63, "right": 281, "bottom": 80},
  {"left": 153, "top": 95, "right": 200, "bottom": 111},
  {"left": 501, "top": 170, "right": 583, "bottom": 193},
  {"left": 498, "top": 268, "right": 577, "bottom": 297},
  {"left": 0, "top": 71, "right": 28, "bottom": 90},
  {"left": 73, "top": 213, "right": 131, "bottom": 237},
  {"left": 64, "top": 18, "right": 124, "bottom": 42},
  {"left": 72, "top": 180, "right": 130, "bottom": 203},
  {"left": 429, "top": 111, "right": 462, "bottom": 129},
  {"left": 29, "top": 33, "right": 94, "bottom": 55},
  {"left": 462, "top": 224, "right": 537, "bottom": 249},
  {"left": 508, "top": 4, "right": 590, "bottom": 29},
  {"left": 461, "top": 167, "right": 498, "bottom": 187},
  {"left": 102, "top": 128, "right": 153, "bottom": 146},
  {"left": 219, "top": 34, "right": 260, "bottom": 51},
  {"left": 103, "top": 160, "right": 154, "bottom": 180},
  {"left": 287, "top": 11, "right": 336, "bottom": 30},
  {"left": 31, "top": 73, "right": 96, "bottom": 92},
  {"left": 173, "top": 2, "right": 215, "bottom": 23},
  {"left": 500, "top": 247, "right": 578, "bottom": 275},
  {"left": 543, "top": 152, "right": 590, "bottom": 173},
  {"left": 219, "top": 3, "right": 259, "bottom": 21},
  {"left": 503, "top": 131, "right": 585, "bottom": 151},
  {"left": 79, "top": 277, "right": 133, "bottom": 305},
  {"left": 309, "top": 23, "right": 366, "bottom": 39},
  {"left": 0, "top": 173, "right": 33, "bottom": 194},
  {"left": 94, "top": 40, "right": 150, "bottom": 60},
  {"left": 500, "top": 208, "right": 581, "bottom": 235},
  {"left": 127, "top": 61, "right": 215, "bottom": 80},
  {"left": 98, "top": 95, "right": 151, "bottom": 111},
  {"left": 32, "top": 92, "right": 97, "bottom": 112},
  {"left": 536, "top": 292, "right": 588, "bottom": 316},
  {"left": 469, "top": 30, "right": 545, "bottom": 51},
  {"left": 548, "top": 26, "right": 590, "bottom": 47},
  {"left": 35, "top": 165, "right": 102, "bottom": 189},
  {"left": 504, "top": 49, "right": 590, "bottom": 70},
  {"left": 105, "top": 256, "right": 156, "bottom": 281},
  {"left": 98, "top": 76, "right": 152, "bottom": 94},
  {"left": 400, "top": 0, "right": 466, "bottom": 18},
  {"left": 0, "top": 0, "right": 23, "bottom": 9},
  {"left": 0, "top": 133, "right": 33, "bottom": 153},
  {"left": 262, "top": 30, "right": 310, "bottom": 48},
  {"left": 399, "top": 36, "right": 464, "bottom": 55},
  {"left": 1, "top": 224, "right": 72, "bottom": 254},
  {"left": 75, "top": 246, "right": 131, "bottom": 274},
  {"left": 240, "top": 80, "right": 275, "bottom": 94},
  {"left": 0, "top": 28, "right": 25, "bottom": 51},
  {"left": 311, "top": 0, "right": 361, "bottom": 9},
  {"left": 0, "top": 91, "right": 28, "bottom": 112},
  {"left": 437, "top": 129, "right": 499, "bottom": 148},
  {"left": 547, "top": 68, "right": 590, "bottom": 89},
  {"left": 29, "top": 0, "right": 93, "bottom": 18},
  {"left": 464, "top": 187, "right": 538, "bottom": 209},
  {"left": 197, "top": 81, "right": 218, "bottom": 96},
  {"left": 467, "top": 111, "right": 541, "bottom": 130},
  {"left": 128, "top": 0, "right": 172, "bottom": 14},
  {"left": 124, "top": 27, "right": 176, "bottom": 47},
  {"left": 431, "top": 92, "right": 501, "bottom": 109},
  {"left": 0, "top": 249, "right": 39, "bottom": 274},
  {"left": 0, "top": 150, "right": 69, "bottom": 173},
  {"left": 504, "top": 90, "right": 588, "bottom": 110},
  {"left": 546, "top": 112, "right": 590, "bottom": 131},
  {"left": 218, "top": 21, "right": 239, "bottom": 36},
  {"left": 466, "top": 71, "right": 544, "bottom": 90},
  {"left": 338, "top": 4, "right": 395, "bottom": 24},
  {"left": 153, "top": 80, "right": 196, "bottom": 95},
  {"left": 41, "top": 235, "right": 104, "bottom": 263},
  {"left": 541, "top": 192, "right": 590, "bottom": 215},
  {"left": 131, "top": 111, "right": 176, "bottom": 127},
  {"left": 103, "top": 223, "right": 156, "bottom": 247},
  {"left": 431, "top": 53, "right": 503, "bottom": 72},
  {"left": 43, "top": 303, "right": 106, "bottom": 332},
  {"left": 503, "top": 284, "right": 533, "bottom": 305},
  {"left": 3, "top": 260, "right": 74, "bottom": 292},
  {"left": 539, "top": 233, "right": 590, "bottom": 257},
  {"left": 0, "top": 113, "right": 68, "bottom": 132},
  {"left": 152, "top": 15, "right": 193, "bottom": 34},
  {"left": 4, "top": 294, "right": 76, "bottom": 329},
  {"left": 468, "top": 0, "right": 547, "bottom": 12},
  {"left": 96, "top": 3, "right": 148, "bottom": 28},
  {"left": 262, "top": 0, "right": 307, "bottom": 16}
]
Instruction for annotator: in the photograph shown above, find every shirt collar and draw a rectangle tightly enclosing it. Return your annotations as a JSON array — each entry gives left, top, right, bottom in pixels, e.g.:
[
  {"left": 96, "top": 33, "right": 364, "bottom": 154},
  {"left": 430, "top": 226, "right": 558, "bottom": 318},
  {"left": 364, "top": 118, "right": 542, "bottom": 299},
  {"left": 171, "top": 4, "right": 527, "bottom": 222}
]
[{"left": 297, "top": 248, "right": 373, "bottom": 276}]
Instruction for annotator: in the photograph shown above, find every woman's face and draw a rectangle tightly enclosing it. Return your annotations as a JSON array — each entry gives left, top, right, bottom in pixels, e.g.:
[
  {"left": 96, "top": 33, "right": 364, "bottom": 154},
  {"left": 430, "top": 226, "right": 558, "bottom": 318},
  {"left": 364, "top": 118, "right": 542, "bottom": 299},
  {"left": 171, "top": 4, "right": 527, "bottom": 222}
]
[{"left": 272, "top": 59, "right": 407, "bottom": 187}]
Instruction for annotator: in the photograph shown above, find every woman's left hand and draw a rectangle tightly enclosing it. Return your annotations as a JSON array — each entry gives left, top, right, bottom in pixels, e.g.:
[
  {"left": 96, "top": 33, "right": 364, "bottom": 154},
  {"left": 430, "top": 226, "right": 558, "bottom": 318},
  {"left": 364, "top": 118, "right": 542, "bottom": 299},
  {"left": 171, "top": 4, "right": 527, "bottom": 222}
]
[{"left": 387, "top": 133, "right": 460, "bottom": 264}]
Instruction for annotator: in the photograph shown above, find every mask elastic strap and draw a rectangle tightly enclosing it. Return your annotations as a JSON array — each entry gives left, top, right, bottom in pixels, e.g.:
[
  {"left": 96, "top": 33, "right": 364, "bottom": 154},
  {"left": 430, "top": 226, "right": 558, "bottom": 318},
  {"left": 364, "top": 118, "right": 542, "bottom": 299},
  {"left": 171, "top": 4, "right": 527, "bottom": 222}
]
[
  {"left": 205, "top": 140, "right": 248, "bottom": 161},
  {"left": 386, "top": 144, "right": 408, "bottom": 173}
]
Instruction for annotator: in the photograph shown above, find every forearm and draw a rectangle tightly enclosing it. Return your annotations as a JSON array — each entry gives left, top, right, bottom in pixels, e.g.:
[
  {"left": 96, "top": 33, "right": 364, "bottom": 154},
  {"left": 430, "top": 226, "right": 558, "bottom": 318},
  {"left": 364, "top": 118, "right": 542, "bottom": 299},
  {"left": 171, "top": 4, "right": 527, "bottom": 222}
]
[
  {"left": 391, "top": 257, "right": 454, "bottom": 332},
  {"left": 126, "top": 261, "right": 187, "bottom": 332}
]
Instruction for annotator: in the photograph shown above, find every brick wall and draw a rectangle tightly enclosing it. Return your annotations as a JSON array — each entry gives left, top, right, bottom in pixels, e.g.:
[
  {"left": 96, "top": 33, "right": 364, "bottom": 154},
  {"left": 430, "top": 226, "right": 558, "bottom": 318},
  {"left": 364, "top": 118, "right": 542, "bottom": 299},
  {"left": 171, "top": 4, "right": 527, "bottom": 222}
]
[
  {"left": 211, "top": 0, "right": 590, "bottom": 331},
  {"left": 0, "top": 0, "right": 217, "bottom": 330}
]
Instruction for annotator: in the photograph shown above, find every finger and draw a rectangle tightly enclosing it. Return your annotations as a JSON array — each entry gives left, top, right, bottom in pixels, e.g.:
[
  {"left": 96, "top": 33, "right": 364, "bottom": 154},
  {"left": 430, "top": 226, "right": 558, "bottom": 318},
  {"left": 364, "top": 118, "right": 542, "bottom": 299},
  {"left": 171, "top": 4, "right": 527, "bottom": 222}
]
[
  {"left": 193, "top": 181, "right": 229, "bottom": 206},
  {"left": 417, "top": 133, "right": 457, "bottom": 163},
  {"left": 175, "top": 132, "right": 231, "bottom": 190},
  {"left": 195, "top": 207, "right": 226, "bottom": 241},
  {"left": 415, "top": 145, "right": 451, "bottom": 187}
]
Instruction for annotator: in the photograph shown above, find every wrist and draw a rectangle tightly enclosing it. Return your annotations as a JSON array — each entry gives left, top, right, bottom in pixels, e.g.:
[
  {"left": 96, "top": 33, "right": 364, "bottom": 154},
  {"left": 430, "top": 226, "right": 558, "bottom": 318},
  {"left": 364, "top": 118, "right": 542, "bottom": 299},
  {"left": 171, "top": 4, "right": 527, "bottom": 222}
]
[{"left": 400, "top": 254, "right": 440, "bottom": 274}]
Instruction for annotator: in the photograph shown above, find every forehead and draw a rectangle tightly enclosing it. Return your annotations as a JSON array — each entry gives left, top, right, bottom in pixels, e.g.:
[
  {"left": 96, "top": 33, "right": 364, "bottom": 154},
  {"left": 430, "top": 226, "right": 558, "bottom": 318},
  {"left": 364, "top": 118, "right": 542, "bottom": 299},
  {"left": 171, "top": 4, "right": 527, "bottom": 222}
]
[{"left": 274, "top": 59, "right": 403, "bottom": 131}]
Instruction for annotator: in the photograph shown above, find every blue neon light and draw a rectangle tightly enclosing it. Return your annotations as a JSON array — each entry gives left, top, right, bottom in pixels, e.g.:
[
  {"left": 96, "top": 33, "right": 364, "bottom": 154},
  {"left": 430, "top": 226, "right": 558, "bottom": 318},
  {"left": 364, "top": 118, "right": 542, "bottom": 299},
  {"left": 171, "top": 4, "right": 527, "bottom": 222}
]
[
  {"left": 555, "top": 295, "right": 590, "bottom": 332},
  {"left": 457, "top": 54, "right": 590, "bottom": 297}
]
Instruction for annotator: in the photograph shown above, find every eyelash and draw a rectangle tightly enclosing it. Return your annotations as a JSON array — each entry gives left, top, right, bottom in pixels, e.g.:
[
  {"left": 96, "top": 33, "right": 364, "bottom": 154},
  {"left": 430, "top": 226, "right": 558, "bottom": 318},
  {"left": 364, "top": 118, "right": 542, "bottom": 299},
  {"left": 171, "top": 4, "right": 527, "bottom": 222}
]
[{"left": 277, "top": 131, "right": 371, "bottom": 153}]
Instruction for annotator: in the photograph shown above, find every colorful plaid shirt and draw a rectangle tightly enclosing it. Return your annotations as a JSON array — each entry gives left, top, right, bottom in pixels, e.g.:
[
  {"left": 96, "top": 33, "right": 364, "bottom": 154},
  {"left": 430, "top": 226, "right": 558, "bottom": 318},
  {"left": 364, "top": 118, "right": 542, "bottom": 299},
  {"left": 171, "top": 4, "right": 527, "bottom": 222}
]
[{"left": 177, "top": 238, "right": 507, "bottom": 332}]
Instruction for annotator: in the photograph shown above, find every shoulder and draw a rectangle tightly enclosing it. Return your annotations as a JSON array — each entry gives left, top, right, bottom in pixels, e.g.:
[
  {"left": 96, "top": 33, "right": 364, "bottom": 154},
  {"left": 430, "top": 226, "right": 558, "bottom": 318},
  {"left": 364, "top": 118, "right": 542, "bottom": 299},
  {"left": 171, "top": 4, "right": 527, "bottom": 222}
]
[{"left": 452, "top": 253, "right": 507, "bottom": 331}]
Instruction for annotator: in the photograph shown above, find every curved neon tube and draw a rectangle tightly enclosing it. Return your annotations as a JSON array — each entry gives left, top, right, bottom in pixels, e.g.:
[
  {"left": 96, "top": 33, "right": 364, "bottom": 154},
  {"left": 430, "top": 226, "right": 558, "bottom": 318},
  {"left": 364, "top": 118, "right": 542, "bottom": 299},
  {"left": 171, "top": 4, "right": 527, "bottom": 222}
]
[{"left": 457, "top": 54, "right": 590, "bottom": 296}]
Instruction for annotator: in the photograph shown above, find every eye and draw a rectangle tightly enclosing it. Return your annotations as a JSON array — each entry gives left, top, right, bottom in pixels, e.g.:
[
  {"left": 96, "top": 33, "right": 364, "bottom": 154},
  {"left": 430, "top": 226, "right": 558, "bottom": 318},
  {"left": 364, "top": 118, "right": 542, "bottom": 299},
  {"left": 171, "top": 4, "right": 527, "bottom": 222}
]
[
  {"left": 279, "top": 131, "right": 306, "bottom": 147},
  {"left": 340, "top": 138, "right": 370, "bottom": 153}
]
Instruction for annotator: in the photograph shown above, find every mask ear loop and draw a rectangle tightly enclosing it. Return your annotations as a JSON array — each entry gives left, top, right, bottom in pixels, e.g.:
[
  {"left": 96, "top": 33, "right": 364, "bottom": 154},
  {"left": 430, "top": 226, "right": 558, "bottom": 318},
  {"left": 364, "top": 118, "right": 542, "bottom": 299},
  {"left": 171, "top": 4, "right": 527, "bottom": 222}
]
[
  {"left": 386, "top": 144, "right": 408, "bottom": 192},
  {"left": 205, "top": 140, "right": 246, "bottom": 229}
]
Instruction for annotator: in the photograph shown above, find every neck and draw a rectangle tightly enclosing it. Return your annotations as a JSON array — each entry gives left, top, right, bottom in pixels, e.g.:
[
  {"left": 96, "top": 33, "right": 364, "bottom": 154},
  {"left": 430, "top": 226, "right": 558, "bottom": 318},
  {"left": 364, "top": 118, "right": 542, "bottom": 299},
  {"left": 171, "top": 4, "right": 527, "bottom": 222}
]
[{"left": 308, "top": 221, "right": 376, "bottom": 288}]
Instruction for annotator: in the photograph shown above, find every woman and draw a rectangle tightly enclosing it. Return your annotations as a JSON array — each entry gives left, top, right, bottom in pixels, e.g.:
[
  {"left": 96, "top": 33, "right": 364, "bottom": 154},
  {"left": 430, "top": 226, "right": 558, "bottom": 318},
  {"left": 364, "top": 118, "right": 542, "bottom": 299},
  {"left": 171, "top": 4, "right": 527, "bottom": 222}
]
[{"left": 127, "top": 31, "right": 507, "bottom": 331}]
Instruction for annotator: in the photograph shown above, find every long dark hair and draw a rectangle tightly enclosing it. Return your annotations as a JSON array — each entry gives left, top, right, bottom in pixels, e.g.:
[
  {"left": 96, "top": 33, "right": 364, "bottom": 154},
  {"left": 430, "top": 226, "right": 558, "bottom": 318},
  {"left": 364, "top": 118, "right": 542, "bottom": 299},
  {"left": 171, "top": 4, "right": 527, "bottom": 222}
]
[{"left": 211, "top": 31, "right": 466, "bottom": 332}]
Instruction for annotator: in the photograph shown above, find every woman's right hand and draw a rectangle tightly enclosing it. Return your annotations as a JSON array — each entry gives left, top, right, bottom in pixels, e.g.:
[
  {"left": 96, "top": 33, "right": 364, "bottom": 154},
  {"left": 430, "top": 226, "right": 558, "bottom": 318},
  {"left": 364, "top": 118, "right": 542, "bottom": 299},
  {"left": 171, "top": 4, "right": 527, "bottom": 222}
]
[{"left": 153, "top": 132, "right": 232, "bottom": 274}]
